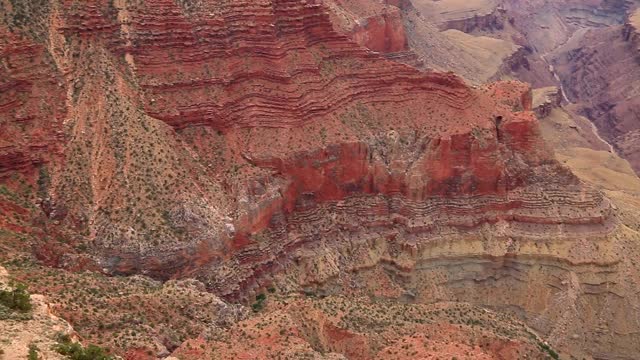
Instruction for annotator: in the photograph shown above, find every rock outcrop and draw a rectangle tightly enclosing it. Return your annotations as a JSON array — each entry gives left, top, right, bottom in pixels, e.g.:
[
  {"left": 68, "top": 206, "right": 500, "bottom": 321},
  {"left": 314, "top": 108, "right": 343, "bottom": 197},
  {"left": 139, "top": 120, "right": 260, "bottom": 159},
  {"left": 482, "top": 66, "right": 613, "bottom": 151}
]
[
  {"left": 532, "top": 86, "right": 562, "bottom": 118},
  {"left": 350, "top": 7, "right": 408, "bottom": 54},
  {"left": 439, "top": 6, "right": 507, "bottom": 33}
]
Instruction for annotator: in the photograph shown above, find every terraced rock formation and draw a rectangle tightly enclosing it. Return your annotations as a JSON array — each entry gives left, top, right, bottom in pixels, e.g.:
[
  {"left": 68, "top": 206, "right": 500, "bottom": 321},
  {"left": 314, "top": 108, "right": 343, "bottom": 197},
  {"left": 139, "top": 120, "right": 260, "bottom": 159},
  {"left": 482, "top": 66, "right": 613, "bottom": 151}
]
[
  {"left": 0, "top": 19, "right": 66, "bottom": 178},
  {"left": 1, "top": 0, "right": 639, "bottom": 359}
]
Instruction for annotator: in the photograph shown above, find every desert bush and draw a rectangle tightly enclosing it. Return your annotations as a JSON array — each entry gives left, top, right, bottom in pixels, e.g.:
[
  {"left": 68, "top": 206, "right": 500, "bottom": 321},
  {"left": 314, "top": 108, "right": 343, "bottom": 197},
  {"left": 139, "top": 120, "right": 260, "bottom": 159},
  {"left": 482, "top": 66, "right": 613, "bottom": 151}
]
[
  {"left": 54, "top": 333, "right": 113, "bottom": 360},
  {"left": 0, "top": 283, "right": 32, "bottom": 312}
]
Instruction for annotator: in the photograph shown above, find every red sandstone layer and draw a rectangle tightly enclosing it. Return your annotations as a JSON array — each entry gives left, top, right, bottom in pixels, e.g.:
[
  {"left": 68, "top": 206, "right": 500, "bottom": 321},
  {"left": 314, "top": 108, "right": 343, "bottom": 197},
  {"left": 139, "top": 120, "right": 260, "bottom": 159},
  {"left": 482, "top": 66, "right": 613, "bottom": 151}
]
[
  {"left": 0, "top": 0, "right": 613, "bottom": 299},
  {"left": 0, "top": 28, "right": 66, "bottom": 179}
]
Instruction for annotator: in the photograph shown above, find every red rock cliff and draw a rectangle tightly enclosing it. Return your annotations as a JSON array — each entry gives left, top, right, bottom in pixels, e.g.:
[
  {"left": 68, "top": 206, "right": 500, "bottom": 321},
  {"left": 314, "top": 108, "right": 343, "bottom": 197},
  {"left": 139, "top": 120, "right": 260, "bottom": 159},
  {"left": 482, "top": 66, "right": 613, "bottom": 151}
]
[{"left": 0, "top": 0, "right": 612, "bottom": 299}]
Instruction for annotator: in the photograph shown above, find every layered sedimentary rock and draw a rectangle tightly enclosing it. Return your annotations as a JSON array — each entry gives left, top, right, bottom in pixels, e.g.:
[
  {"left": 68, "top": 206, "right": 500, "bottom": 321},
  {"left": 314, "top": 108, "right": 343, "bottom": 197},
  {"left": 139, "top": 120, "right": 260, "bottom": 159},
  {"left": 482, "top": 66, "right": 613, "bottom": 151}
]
[
  {"left": 411, "top": 0, "right": 503, "bottom": 31},
  {"left": 350, "top": 7, "right": 408, "bottom": 53},
  {"left": 47, "top": 7, "right": 623, "bottom": 359},
  {"left": 60, "top": 0, "right": 612, "bottom": 284},
  {"left": 0, "top": 0, "right": 612, "bottom": 282},
  {"left": 0, "top": 0, "right": 636, "bottom": 358},
  {"left": 0, "top": 23, "right": 66, "bottom": 179},
  {"left": 436, "top": 0, "right": 640, "bottom": 176}
]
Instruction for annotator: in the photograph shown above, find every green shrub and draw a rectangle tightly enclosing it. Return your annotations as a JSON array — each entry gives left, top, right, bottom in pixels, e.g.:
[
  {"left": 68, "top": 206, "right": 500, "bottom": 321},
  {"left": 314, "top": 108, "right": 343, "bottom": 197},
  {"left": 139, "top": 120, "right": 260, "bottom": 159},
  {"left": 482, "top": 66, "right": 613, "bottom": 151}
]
[
  {"left": 0, "top": 283, "right": 32, "bottom": 312},
  {"left": 54, "top": 333, "right": 113, "bottom": 360},
  {"left": 538, "top": 341, "right": 559, "bottom": 360},
  {"left": 37, "top": 166, "right": 50, "bottom": 198},
  {"left": 27, "top": 344, "right": 39, "bottom": 360},
  {"left": 252, "top": 293, "right": 267, "bottom": 312}
]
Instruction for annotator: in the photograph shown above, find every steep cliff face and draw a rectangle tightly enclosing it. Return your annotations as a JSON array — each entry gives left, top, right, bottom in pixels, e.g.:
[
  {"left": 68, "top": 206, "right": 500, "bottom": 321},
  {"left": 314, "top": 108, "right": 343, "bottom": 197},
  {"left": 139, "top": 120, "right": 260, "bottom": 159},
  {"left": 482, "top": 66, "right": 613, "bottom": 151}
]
[
  {"left": 322, "top": 0, "right": 423, "bottom": 67},
  {"left": 0, "top": 20, "right": 66, "bottom": 179},
  {"left": 0, "top": 0, "right": 637, "bottom": 359},
  {"left": 350, "top": 7, "right": 408, "bottom": 53}
]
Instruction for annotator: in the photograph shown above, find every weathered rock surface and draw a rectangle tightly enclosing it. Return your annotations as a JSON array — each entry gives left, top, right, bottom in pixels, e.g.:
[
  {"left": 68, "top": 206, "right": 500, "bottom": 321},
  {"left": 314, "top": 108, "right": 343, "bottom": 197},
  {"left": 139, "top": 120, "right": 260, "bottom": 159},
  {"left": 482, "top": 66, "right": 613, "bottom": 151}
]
[
  {"left": 0, "top": 24, "right": 66, "bottom": 179},
  {"left": 171, "top": 296, "right": 554, "bottom": 360},
  {"left": 0, "top": 0, "right": 605, "bottom": 279},
  {"left": 552, "top": 7, "right": 640, "bottom": 173},
  {"left": 532, "top": 86, "right": 562, "bottom": 118},
  {"left": 1, "top": 0, "right": 639, "bottom": 359},
  {"left": 0, "top": 266, "right": 76, "bottom": 360}
]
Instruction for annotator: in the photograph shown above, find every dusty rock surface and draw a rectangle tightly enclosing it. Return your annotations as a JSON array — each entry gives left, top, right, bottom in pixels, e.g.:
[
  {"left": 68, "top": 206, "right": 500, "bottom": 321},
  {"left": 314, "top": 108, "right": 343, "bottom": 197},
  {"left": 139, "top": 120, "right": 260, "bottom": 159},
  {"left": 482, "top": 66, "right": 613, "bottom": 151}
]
[{"left": 0, "top": 266, "right": 73, "bottom": 360}]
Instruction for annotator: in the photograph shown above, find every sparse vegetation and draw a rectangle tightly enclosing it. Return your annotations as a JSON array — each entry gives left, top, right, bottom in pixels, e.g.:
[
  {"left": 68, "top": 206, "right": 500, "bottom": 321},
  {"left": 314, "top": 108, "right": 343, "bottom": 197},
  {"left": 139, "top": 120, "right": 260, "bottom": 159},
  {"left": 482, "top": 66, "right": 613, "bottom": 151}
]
[
  {"left": 54, "top": 333, "right": 113, "bottom": 360},
  {"left": 252, "top": 293, "right": 267, "bottom": 312},
  {"left": 27, "top": 344, "right": 39, "bottom": 360},
  {"left": 37, "top": 166, "right": 50, "bottom": 199},
  {"left": 538, "top": 341, "right": 560, "bottom": 360},
  {"left": 4, "top": 262, "right": 247, "bottom": 357},
  {"left": 0, "top": 282, "right": 32, "bottom": 313}
]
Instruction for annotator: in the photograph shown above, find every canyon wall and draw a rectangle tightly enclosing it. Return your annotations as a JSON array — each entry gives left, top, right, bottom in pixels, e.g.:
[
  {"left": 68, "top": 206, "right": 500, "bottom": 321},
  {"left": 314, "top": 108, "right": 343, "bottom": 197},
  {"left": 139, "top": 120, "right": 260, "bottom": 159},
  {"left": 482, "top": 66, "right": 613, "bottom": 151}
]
[
  {"left": 552, "top": 7, "right": 640, "bottom": 172},
  {"left": 439, "top": 6, "right": 507, "bottom": 33},
  {"left": 0, "top": 10, "right": 67, "bottom": 179},
  {"left": 0, "top": 0, "right": 639, "bottom": 358}
]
